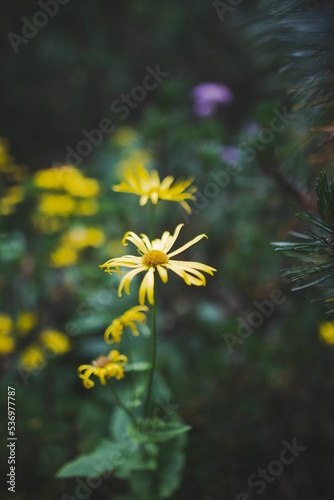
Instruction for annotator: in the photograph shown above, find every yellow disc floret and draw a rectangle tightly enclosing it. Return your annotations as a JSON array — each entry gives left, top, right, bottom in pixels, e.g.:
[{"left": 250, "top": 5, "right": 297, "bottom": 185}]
[{"left": 142, "top": 250, "right": 169, "bottom": 268}]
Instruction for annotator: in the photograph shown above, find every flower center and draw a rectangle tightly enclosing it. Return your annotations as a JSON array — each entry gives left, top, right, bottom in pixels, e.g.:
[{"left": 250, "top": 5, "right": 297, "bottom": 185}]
[
  {"left": 92, "top": 356, "right": 110, "bottom": 367},
  {"left": 143, "top": 250, "right": 168, "bottom": 268}
]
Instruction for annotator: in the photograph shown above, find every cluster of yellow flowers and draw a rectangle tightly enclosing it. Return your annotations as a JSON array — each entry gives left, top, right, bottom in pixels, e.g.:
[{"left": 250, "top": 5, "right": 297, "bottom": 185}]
[
  {"left": 33, "top": 165, "right": 100, "bottom": 234},
  {"left": 19, "top": 329, "right": 71, "bottom": 372},
  {"left": 50, "top": 226, "right": 105, "bottom": 268},
  {"left": 78, "top": 158, "right": 216, "bottom": 391},
  {"left": 0, "top": 312, "right": 38, "bottom": 356},
  {"left": 0, "top": 139, "right": 27, "bottom": 216},
  {"left": 0, "top": 311, "right": 71, "bottom": 372},
  {"left": 78, "top": 305, "right": 149, "bottom": 389}
]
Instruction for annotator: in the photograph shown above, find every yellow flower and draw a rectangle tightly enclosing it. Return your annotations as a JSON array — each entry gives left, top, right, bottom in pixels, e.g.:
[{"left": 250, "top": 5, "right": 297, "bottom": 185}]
[
  {"left": 78, "top": 350, "right": 128, "bottom": 389},
  {"left": 19, "top": 346, "right": 45, "bottom": 372},
  {"left": 0, "top": 197, "right": 15, "bottom": 215},
  {"left": 62, "top": 227, "right": 105, "bottom": 249},
  {"left": 104, "top": 305, "right": 149, "bottom": 343},
  {"left": 0, "top": 314, "right": 13, "bottom": 335},
  {"left": 50, "top": 245, "right": 78, "bottom": 267},
  {"left": 41, "top": 329, "right": 71, "bottom": 354},
  {"left": 6, "top": 186, "right": 24, "bottom": 204},
  {"left": 112, "top": 165, "right": 197, "bottom": 214},
  {"left": 75, "top": 199, "right": 99, "bottom": 215},
  {"left": 16, "top": 312, "right": 37, "bottom": 335},
  {"left": 319, "top": 322, "right": 334, "bottom": 345},
  {"left": 0, "top": 336, "right": 15, "bottom": 355},
  {"left": 112, "top": 127, "right": 138, "bottom": 146},
  {"left": 38, "top": 194, "right": 76, "bottom": 216},
  {"left": 33, "top": 168, "right": 63, "bottom": 190},
  {"left": 100, "top": 224, "right": 216, "bottom": 305},
  {"left": 64, "top": 177, "right": 100, "bottom": 198}
]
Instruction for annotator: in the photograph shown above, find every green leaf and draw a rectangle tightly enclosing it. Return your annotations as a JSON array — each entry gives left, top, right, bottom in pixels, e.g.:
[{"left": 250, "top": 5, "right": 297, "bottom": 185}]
[
  {"left": 157, "top": 435, "right": 187, "bottom": 498},
  {"left": 130, "top": 419, "right": 191, "bottom": 444},
  {"left": 56, "top": 440, "right": 126, "bottom": 478}
]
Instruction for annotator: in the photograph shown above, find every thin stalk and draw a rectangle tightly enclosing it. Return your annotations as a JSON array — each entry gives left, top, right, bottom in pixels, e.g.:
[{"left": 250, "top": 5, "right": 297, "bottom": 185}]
[
  {"left": 144, "top": 291, "right": 157, "bottom": 418},
  {"left": 124, "top": 329, "right": 137, "bottom": 414},
  {"left": 149, "top": 203, "right": 156, "bottom": 240},
  {"left": 109, "top": 381, "right": 137, "bottom": 425}
]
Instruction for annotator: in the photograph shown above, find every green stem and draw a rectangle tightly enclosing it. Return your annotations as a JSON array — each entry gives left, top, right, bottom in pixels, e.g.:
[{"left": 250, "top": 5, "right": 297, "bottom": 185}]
[
  {"left": 124, "top": 329, "right": 137, "bottom": 414},
  {"left": 144, "top": 291, "right": 157, "bottom": 418},
  {"left": 149, "top": 203, "right": 156, "bottom": 240},
  {"left": 109, "top": 381, "right": 137, "bottom": 425}
]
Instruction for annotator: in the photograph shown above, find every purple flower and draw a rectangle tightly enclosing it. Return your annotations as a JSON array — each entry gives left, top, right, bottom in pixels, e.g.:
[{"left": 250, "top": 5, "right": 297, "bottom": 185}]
[
  {"left": 191, "top": 82, "right": 233, "bottom": 117},
  {"left": 221, "top": 145, "right": 240, "bottom": 165},
  {"left": 243, "top": 121, "right": 260, "bottom": 136}
]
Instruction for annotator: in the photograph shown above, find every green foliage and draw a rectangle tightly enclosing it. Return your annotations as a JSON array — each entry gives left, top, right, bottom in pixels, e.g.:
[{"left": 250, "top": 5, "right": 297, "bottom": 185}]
[{"left": 57, "top": 415, "right": 190, "bottom": 499}]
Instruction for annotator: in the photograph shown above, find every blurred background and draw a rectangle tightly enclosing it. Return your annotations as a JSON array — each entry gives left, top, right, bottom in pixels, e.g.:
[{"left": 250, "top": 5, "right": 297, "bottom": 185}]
[{"left": 1, "top": 0, "right": 334, "bottom": 499}]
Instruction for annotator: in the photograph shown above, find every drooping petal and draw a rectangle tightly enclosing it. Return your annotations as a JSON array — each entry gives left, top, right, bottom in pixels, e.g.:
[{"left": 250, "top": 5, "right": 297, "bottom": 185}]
[
  {"left": 118, "top": 266, "right": 147, "bottom": 296},
  {"left": 157, "top": 264, "right": 168, "bottom": 283}
]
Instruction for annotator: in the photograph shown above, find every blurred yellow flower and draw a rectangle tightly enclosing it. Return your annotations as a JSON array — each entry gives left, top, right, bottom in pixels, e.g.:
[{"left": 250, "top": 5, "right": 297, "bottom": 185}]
[
  {"left": 100, "top": 224, "right": 216, "bottom": 305},
  {"left": 16, "top": 312, "right": 37, "bottom": 335},
  {"left": 104, "top": 305, "right": 149, "bottom": 343},
  {"left": 33, "top": 215, "right": 64, "bottom": 234},
  {"left": 41, "top": 329, "right": 71, "bottom": 354},
  {"left": 38, "top": 194, "right": 76, "bottom": 216},
  {"left": 7, "top": 185, "right": 24, "bottom": 204},
  {"left": 0, "top": 336, "right": 15, "bottom": 355},
  {"left": 0, "top": 197, "right": 15, "bottom": 215},
  {"left": 64, "top": 177, "right": 100, "bottom": 198},
  {"left": 0, "top": 314, "right": 13, "bottom": 335},
  {"left": 112, "top": 127, "right": 138, "bottom": 146},
  {"left": 0, "top": 186, "right": 25, "bottom": 216},
  {"left": 33, "top": 168, "right": 63, "bottom": 190},
  {"left": 75, "top": 199, "right": 99, "bottom": 215},
  {"left": 20, "top": 346, "right": 45, "bottom": 372},
  {"left": 78, "top": 350, "right": 128, "bottom": 389},
  {"left": 113, "top": 165, "right": 196, "bottom": 213},
  {"left": 62, "top": 227, "right": 105, "bottom": 249},
  {"left": 319, "top": 322, "right": 334, "bottom": 345},
  {"left": 50, "top": 246, "right": 78, "bottom": 267}
]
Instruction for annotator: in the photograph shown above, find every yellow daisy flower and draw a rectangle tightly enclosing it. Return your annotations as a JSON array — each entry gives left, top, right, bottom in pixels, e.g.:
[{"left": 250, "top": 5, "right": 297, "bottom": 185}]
[
  {"left": 100, "top": 224, "right": 216, "bottom": 305},
  {"left": 78, "top": 350, "right": 128, "bottom": 389},
  {"left": 319, "top": 322, "right": 334, "bottom": 345},
  {"left": 104, "top": 305, "right": 149, "bottom": 343},
  {"left": 112, "top": 165, "right": 196, "bottom": 214}
]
